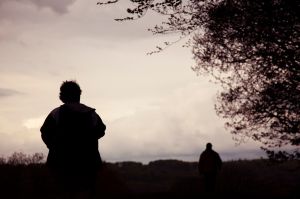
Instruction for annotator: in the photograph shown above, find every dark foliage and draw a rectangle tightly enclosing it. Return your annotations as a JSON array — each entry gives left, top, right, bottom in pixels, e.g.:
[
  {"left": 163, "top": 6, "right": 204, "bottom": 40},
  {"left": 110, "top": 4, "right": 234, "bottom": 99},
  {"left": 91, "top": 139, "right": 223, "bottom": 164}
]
[
  {"left": 98, "top": 0, "right": 300, "bottom": 159},
  {"left": 3, "top": 152, "right": 45, "bottom": 165}
]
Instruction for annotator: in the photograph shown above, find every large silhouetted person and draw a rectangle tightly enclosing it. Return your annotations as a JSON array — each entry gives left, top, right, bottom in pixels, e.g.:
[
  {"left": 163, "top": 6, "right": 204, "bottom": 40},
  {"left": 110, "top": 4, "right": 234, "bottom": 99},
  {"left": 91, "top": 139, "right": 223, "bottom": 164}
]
[
  {"left": 40, "top": 80, "right": 106, "bottom": 198},
  {"left": 198, "top": 143, "right": 222, "bottom": 193}
]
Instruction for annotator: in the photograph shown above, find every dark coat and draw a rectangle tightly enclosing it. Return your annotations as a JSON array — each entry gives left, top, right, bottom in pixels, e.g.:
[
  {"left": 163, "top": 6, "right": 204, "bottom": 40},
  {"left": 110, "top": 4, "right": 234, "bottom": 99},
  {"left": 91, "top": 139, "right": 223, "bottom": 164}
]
[
  {"left": 40, "top": 103, "right": 106, "bottom": 171},
  {"left": 198, "top": 149, "right": 222, "bottom": 174}
]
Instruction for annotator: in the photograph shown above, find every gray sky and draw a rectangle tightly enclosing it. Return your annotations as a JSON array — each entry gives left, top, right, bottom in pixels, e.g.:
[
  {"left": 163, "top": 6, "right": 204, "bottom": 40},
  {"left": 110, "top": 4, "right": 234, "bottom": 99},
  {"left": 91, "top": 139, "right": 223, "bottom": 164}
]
[{"left": 0, "top": 0, "right": 265, "bottom": 163}]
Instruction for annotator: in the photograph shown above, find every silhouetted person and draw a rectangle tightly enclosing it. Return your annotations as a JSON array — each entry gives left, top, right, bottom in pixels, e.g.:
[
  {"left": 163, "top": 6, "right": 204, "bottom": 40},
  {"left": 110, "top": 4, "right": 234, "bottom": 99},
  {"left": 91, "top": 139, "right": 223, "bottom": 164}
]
[
  {"left": 198, "top": 143, "right": 222, "bottom": 193},
  {"left": 40, "top": 80, "right": 106, "bottom": 198}
]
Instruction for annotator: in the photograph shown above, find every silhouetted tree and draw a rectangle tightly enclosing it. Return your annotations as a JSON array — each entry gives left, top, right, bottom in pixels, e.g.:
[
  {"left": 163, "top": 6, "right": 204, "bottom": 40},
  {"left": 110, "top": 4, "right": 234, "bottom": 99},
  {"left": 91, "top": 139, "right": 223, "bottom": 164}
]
[
  {"left": 7, "top": 152, "right": 44, "bottom": 165},
  {"left": 98, "top": 0, "right": 300, "bottom": 160}
]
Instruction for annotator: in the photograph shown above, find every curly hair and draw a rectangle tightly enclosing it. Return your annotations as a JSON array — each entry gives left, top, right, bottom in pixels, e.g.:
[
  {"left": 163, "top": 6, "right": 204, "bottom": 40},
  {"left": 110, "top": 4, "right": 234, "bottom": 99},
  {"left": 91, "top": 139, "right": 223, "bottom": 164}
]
[{"left": 59, "top": 80, "right": 82, "bottom": 103}]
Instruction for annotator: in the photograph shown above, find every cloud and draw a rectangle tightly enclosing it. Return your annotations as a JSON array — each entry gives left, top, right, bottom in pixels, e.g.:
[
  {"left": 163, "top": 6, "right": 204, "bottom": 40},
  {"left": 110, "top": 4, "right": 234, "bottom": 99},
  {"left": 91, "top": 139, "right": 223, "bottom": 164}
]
[
  {"left": 100, "top": 82, "right": 263, "bottom": 163},
  {"left": 30, "top": 0, "right": 76, "bottom": 14},
  {"left": 0, "top": 0, "right": 161, "bottom": 43},
  {"left": 0, "top": 130, "right": 47, "bottom": 157},
  {"left": 0, "top": 0, "right": 76, "bottom": 14},
  {"left": 0, "top": 88, "right": 21, "bottom": 98},
  {"left": 22, "top": 116, "right": 45, "bottom": 129}
]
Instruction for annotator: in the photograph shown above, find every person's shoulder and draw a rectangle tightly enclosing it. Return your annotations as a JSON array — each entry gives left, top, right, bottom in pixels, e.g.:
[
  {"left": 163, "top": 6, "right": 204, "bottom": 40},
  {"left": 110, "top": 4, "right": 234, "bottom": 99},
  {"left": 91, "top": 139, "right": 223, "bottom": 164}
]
[
  {"left": 211, "top": 149, "right": 218, "bottom": 154},
  {"left": 200, "top": 149, "right": 209, "bottom": 156},
  {"left": 49, "top": 107, "right": 60, "bottom": 116},
  {"left": 205, "top": 149, "right": 218, "bottom": 157},
  {"left": 79, "top": 103, "right": 96, "bottom": 112},
  {"left": 43, "top": 107, "right": 61, "bottom": 123},
  {"left": 63, "top": 103, "right": 96, "bottom": 113},
  {"left": 212, "top": 150, "right": 221, "bottom": 157}
]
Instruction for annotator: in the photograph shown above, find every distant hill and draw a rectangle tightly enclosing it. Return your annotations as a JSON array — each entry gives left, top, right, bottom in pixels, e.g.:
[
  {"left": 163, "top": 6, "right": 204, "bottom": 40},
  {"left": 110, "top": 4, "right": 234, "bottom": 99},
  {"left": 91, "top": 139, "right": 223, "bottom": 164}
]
[{"left": 0, "top": 157, "right": 299, "bottom": 198}]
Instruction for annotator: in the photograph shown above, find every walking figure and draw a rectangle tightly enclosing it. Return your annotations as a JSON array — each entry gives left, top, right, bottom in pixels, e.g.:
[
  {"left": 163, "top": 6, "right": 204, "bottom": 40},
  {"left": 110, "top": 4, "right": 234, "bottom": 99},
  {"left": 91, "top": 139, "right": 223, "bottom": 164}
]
[
  {"left": 198, "top": 143, "right": 222, "bottom": 193},
  {"left": 40, "top": 80, "right": 106, "bottom": 198}
]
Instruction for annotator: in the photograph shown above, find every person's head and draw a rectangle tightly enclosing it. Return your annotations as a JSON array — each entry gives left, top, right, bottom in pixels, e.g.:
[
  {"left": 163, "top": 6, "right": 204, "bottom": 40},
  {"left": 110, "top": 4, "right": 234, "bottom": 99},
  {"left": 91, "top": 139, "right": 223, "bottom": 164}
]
[
  {"left": 59, "top": 80, "right": 82, "bottom": 103},
  {"left": 206, "top": 142, "right": 212, "bottom": 150}
]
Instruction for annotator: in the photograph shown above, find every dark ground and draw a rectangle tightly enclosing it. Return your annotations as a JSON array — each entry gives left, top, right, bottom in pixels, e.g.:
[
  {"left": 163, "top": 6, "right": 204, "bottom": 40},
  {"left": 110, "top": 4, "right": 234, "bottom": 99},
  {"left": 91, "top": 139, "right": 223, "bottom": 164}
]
[{"left": 0, "top": 159, "right": 299, "bottom": 199}]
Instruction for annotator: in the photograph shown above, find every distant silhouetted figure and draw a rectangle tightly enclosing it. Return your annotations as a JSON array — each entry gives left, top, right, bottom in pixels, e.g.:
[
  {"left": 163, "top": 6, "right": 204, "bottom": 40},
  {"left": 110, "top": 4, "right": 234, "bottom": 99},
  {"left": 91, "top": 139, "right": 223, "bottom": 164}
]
[
  {"left": 40, "top": 80, "right": 106, "bottom": 198},
  {"left": 198, "top": 143, "right": 222, "bottom": 193}
]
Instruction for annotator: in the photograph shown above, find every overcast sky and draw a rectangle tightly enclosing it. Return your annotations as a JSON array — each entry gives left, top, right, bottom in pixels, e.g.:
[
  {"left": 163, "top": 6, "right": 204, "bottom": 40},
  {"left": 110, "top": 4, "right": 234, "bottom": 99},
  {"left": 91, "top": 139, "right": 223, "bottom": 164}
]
[{"left": 0, "top": 0, "right": 265, "bottom": 163}]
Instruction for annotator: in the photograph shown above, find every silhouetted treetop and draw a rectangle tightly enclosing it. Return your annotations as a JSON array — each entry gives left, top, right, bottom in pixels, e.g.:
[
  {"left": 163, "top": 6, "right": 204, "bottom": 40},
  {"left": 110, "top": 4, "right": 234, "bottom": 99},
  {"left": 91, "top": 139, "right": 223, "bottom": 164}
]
[{"left": 98, "top": 0, "right": 300, "bottom": 160}]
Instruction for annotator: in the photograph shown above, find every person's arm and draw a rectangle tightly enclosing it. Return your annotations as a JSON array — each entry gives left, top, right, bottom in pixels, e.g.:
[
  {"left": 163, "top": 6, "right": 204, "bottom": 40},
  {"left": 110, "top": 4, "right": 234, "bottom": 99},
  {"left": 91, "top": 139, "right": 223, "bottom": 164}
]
[
  {"left": 93, "top": 113, "right": 106, "bottom": 139},
  {"left": 216, "top": 153, "right": 222, "bottom": 170},
  {"left": 40, "top": 113, "right": 56, "bottom": 149}
]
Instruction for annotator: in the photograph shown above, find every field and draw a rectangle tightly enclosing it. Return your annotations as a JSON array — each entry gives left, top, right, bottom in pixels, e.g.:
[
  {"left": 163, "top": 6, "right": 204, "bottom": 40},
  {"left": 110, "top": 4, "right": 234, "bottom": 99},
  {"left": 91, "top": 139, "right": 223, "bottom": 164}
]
[{"left": 0, "top": 157, "right": 299, "bottom": 198}]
